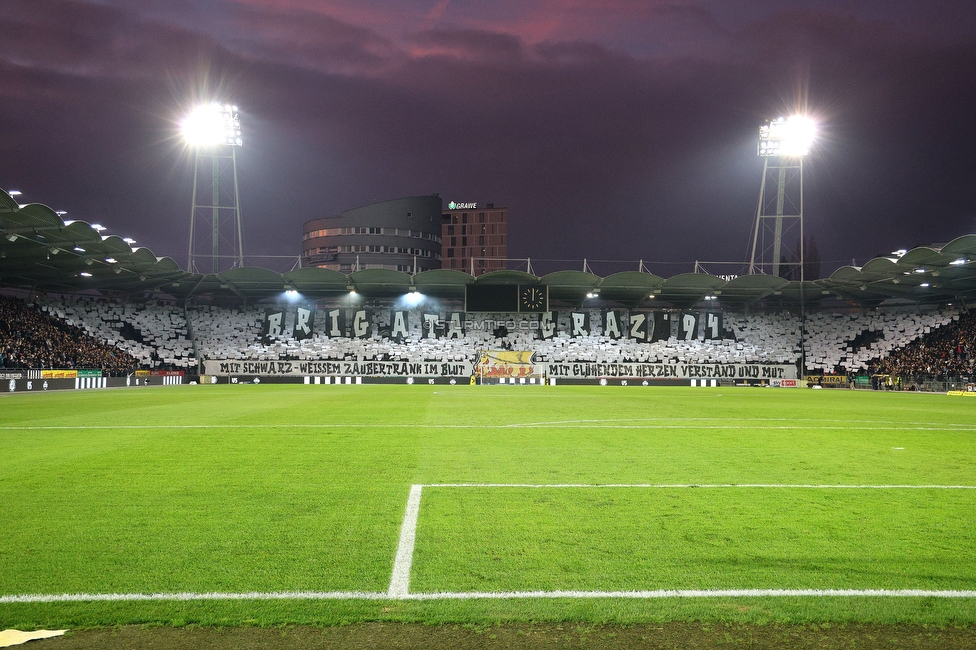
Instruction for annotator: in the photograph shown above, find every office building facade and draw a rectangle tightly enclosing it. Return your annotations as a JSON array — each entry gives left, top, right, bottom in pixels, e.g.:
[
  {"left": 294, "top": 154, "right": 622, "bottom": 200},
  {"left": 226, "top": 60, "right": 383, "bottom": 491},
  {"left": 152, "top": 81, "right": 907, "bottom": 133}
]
[
  {"left": 441, "top": 202, "right": 508, "bottom": 275},
  {"left": 302, "top": 196, "right": 442, "bottom": 273}
]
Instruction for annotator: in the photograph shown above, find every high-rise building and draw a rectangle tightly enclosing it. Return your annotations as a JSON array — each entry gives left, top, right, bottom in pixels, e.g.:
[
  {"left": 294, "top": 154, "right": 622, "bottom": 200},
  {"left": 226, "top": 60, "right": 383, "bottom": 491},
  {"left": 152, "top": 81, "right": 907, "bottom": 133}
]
[
  {"left": 302, "top": 196, "right": 442, "bottom": 273},
  {"left": 441, "top": 202, "right": 507, "bottom": 275}
]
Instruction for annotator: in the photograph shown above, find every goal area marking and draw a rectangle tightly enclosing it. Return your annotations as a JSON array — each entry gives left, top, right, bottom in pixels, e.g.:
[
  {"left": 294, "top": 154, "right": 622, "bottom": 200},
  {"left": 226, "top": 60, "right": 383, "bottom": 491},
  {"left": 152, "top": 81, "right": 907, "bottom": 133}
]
[{"left": 3, "top": 482, "right": 976, "bottom": 605}]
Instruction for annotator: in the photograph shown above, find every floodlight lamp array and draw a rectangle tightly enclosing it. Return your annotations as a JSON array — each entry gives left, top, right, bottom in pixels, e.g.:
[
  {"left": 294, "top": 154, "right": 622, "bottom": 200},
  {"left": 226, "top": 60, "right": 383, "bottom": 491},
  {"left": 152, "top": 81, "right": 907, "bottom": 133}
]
[
  {"left": 758, "top": 115, "right": 815, "bottom": 157},
  {"left": 181, "top": 103, "right": 242, "bottom": 147}
]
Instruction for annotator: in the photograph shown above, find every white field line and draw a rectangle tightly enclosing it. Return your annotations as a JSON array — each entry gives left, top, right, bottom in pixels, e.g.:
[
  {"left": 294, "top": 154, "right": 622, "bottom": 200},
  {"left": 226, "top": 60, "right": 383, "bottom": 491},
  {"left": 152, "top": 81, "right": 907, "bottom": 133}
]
[
  {"left": 3, "top": 589, "right": 975, "bottom": 604},
  {"left": 388, "top": 484, "right": 423, "bottom": 597},
  {"left": 0, "top": 591, "right": 387, "bottom": 604},
  {"left": 402, "top": 589, "right": 976, "bottom": 600},
  {"left": 425, "top": 483, "right": 976, "bottom": 489},
  {"left": 2, "top": 416, "right": 975, "bottom": 431},
  {"left": 0, "top": 420, "right": 976, "bottom": 432}
]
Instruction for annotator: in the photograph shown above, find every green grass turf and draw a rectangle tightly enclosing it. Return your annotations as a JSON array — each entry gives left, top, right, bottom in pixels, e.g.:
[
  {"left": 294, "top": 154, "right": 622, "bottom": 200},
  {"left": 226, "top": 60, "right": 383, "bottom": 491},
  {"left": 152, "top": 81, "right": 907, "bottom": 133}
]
[{"left": 1, "top": 384, "right": 975, "bottom": 627}]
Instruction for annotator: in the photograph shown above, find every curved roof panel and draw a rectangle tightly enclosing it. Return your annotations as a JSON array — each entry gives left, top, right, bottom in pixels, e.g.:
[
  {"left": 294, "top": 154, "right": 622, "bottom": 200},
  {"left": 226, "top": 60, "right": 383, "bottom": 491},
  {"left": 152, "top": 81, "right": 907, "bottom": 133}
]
[
  {"left": 282, "top": 267, "right": 350, "bottom": 297},
  {"left": 593, "top": 271, "right": 664, "bottom": 305},
  {"left": 412, "top": 269, "right": 475, "bottom": 287},
  {"left": 599, "top": 271, "right": 665, "bottom": 288},
  {"left": 12, "top": 203, "right": 62, "bottom": 228},
  {"left": 940, "top": 234, "right": 976, "bottom": 256},
  {"left": 0, "top": 189, "right": 19, "bottom": 211},
  {"left": 412, "top": 269, "right": 474, "bottom": 299},
  {"left": 63, "top": 221, "right": 103, "bottom": 243},
  {"left": 827, "top": 266, "right": 864, "bottom": 283},
  {"left": 540, "top": 270, "right": 602, "bottom": 301},
  {"left": 474, "top": 270, "right": 538, "bottom": 284},
  {"left": 540, "top": 270, "right": 602, "bottom": 288},
  {"left": 348, "top": 268, "right": 411, "bottom": 296},
  {"left": 859, "top": 257, "right": 899, "bottom": 277}
]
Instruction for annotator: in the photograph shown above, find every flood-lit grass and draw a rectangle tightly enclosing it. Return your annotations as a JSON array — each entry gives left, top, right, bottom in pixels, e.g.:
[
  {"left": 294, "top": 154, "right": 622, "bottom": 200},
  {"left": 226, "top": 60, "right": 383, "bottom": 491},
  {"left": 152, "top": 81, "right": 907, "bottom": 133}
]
[{"left": 1, "top": 384, "right": 974, "bottom": 627}]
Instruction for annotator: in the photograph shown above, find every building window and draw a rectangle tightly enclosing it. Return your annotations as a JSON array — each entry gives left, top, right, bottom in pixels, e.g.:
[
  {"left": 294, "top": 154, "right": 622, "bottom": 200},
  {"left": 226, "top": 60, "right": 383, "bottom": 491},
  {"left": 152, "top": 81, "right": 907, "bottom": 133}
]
[
  {"left": 462, "top": 236, "right": 468, "bottom": 246},
  {"left": 462, "top": 213, "right": 468, "bottom": 223},
  {"left": 447, "top": 225, "right": 454, "bottom": 235},
  {"left": 447, "top": 248, "right": 454, "bottom": 257},
  {"left": 479, "top": 212, "right": 485, "bottom": 222}
]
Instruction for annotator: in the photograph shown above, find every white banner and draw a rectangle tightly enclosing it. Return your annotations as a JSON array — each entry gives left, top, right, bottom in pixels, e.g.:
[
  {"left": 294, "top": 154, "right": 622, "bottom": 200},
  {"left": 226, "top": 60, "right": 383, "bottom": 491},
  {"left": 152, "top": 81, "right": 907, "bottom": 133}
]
[
  {"left": 204, "top": 359, "right": 473, "bottom": 378},
  {"left": 541, "top": 362, "right": 797, "bottom": 380},
  {"left": 204, "top": 359, "right": 795, "bottom": 380}
]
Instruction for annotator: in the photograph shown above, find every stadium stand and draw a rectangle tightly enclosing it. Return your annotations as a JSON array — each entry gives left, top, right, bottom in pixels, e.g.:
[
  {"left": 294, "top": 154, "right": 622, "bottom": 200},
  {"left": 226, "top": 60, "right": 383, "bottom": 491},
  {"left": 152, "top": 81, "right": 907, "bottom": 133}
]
[
  {"left": 803, "top": 307, "right": 960, "bottom": 373},
  {"left": 0, "top": 295, "right": 138, "bottom": 374},
  {"left": 32, "top": 295, "right": 196, "bottom": 369},
  {"left": 871, "top": 310, "right": 976, "bottom": 378},
  {"left": 3, "top": 291, "right": 974, "bottom": 385}
]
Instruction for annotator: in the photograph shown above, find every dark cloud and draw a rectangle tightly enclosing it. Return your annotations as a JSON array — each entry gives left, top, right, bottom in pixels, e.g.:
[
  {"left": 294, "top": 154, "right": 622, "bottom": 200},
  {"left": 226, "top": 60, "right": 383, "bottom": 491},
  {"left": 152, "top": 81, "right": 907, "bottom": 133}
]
[
  {"left": 0, "top": 0, "right": 974, "bottom": 276},
  {"left": 410, "top": 28, "right": 525, "bottom": 63},
  {"left": 221, "top": 5, "right": 400, "bottom": 75}
]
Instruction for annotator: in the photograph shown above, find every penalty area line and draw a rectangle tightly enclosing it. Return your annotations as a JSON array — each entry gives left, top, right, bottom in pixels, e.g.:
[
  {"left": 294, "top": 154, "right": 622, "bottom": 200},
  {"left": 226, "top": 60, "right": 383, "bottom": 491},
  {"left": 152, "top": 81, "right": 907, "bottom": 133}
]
[{"left": 3, "top": 589, "right": 976, "bottom": 604}]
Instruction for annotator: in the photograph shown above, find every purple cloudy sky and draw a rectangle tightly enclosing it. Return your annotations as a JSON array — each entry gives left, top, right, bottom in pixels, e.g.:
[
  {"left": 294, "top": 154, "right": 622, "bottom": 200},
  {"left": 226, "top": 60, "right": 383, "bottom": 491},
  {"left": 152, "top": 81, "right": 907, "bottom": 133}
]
[{"left": 1, "top": 0, "right": 974, "bottom": 276}]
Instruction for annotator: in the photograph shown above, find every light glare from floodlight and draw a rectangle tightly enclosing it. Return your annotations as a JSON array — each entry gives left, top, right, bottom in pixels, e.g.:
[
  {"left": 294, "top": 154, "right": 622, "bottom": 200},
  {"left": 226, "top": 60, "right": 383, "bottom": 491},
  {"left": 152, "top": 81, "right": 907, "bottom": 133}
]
[
  {"left": 759, "top": 115, "right": 816, "bottom": 157},
  {"left": 402, "top": 290, "right": 424, "bottom": 307},
  {"left": 181, "top": 103, "right": 242, "bottom": 147}
]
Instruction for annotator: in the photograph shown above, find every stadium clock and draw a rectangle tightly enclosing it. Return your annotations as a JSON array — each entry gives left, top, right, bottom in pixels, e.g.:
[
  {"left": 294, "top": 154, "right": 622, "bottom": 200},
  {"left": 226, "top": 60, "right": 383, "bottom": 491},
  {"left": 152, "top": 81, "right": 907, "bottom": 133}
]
[{"left": 519, "top": 285, "right": 547, "bottom": 312}]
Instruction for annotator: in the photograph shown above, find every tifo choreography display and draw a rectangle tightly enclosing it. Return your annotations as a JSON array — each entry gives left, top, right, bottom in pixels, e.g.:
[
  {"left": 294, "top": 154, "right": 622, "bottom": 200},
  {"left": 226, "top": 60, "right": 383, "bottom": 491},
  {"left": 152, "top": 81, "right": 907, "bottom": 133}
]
[{"left": 1, "top": 292, "right": 974, "bottom": 388}]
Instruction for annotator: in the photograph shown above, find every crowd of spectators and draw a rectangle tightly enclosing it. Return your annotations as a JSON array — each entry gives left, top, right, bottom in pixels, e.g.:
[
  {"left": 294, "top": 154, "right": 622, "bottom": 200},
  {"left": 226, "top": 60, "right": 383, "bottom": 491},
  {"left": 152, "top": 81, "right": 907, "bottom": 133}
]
[
  {"left": 0, "top": 295, "right": 139, "bottom": 375},
  {"left": 871, "top": 310, "right": 976, "bottom": 379}
]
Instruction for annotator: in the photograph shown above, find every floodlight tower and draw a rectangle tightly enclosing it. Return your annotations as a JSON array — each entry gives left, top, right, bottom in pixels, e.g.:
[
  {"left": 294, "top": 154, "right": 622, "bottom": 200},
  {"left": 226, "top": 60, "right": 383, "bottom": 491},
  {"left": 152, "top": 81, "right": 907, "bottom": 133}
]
[
  {"left": 748, "top": 116, "right": 815, "bottom": 279},
  {"left": 183, "top": 103, "right": 244, "bottom": 274}
]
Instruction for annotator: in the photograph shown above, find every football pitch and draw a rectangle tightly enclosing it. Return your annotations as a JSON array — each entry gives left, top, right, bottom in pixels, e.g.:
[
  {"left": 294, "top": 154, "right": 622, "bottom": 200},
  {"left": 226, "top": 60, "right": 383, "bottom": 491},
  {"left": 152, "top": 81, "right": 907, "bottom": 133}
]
[{"left": 1, "top": 384, "right": 975, "bottom": 628}]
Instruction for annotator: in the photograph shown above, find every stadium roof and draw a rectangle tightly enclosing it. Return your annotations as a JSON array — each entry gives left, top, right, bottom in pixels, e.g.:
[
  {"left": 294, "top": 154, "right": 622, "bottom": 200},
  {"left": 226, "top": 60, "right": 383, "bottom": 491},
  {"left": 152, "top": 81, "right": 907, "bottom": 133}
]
[{"left": 3, "top": 191, "right": 976, "bottom": 308}]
